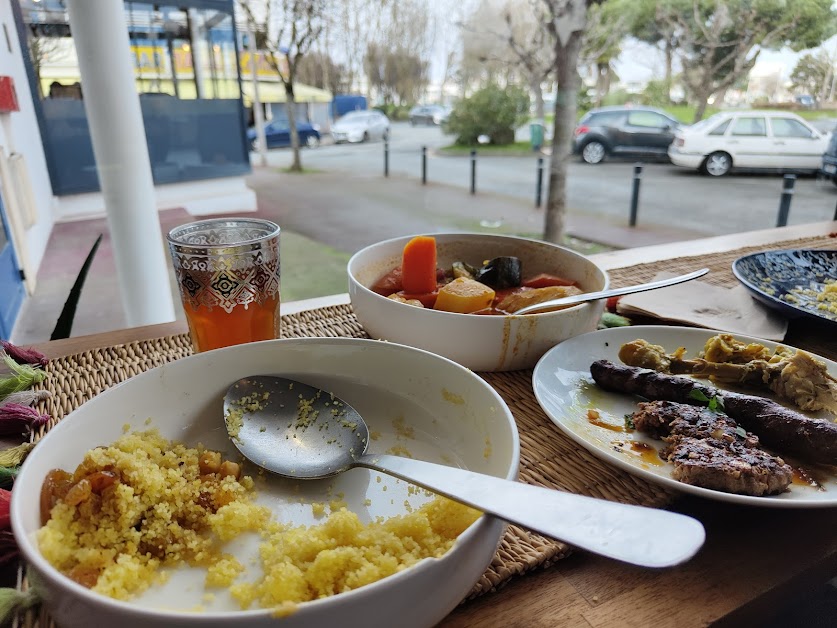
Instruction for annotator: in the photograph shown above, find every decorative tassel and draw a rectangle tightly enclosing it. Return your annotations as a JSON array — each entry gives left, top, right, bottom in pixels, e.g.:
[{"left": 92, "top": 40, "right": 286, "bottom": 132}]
[
  {"left": 0, "top": 443, "right": 35, "bottom": 469},
  {"left": 0, "top": 404, "right": 49, "bottom": 437},
  {"left": 0, "top": 468, "right": 17, "bottom": 490},
  {"left": 0, "top": 390, "right": 50, "bottom": 408},
  {"left": 0, "top": 586, "right": 39, "bottom": 625},
  {"left": 0, "top": 488, "right": 9, "bottom": 530},
  {"left": 0, "top": 341, "right": 47, "bottom": 367},
  {"left": 0, "top": 352, "right": 46, "bottom": 400}
]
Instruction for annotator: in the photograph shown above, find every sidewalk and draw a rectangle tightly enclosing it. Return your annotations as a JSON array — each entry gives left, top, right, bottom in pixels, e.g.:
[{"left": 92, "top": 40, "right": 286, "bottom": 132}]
[{"left": 12, "top": 170, "right": 704, "bottom": 344}]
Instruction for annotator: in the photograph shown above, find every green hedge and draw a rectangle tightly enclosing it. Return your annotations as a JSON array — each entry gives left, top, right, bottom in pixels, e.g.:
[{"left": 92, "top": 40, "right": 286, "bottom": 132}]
[{"left": 446, "top": 84, "right": 530, "bottom": 146}]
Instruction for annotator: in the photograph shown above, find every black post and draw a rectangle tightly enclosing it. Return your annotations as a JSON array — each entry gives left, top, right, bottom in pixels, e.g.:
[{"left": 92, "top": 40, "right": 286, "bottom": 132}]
[
  {"left": 833, "top": 197, "right": 837, "bottom": 221},
  {"left": 421, "top": 146, "right": 427, "bottom": 185},
  {"left": 535, "top": 157, "right": 544, "bottom": 208},
  {"left": 776, "top": 174, "right": 796, "bottom": 228},
  {"left": 470, "top": 149, "right": 476, "bottom": 195},
  {"left": 384, "top": 139, "right": 389, "bottom": 177},
  {"left": 629, "top": 163, "right": 643, "bottom": 227}
]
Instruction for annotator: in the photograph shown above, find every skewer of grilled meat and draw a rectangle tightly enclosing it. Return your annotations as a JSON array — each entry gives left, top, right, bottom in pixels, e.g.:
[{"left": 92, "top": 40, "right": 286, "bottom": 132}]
[
  {"left": 591, "top": 360, "right": 837, "bottom": 466},
  {"left": 632, "top": 400, "right": 792, "bottom": 496}
]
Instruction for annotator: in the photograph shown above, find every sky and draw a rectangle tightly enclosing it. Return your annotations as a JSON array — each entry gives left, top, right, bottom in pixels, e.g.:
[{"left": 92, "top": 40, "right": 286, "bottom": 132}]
[{"left": 608, "top": 34, "right": 837, "bottom": 87}]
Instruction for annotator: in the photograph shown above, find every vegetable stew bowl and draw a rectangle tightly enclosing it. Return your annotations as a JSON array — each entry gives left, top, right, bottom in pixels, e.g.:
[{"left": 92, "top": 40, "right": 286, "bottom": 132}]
[
  {"left": 348, "top": 233, "right": 609, "bottom": 371},
  {"left": 12, "top": 338, "right": 519, "bottom": 628}
]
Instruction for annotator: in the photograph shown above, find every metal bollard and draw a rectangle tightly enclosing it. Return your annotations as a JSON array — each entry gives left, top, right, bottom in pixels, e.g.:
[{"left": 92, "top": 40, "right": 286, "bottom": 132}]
[
  {"left": 776, "top": 174, "right": 796, "bottom": 227},
  {"left": 421, "top": 146, "right": 427, "bottom": 185},
  {"left": 384, "top": 139, "right": 389, "bottom": 177},
  {"left": 470, "top": 149, "right": 476, "bottom": 195},
  {"left": 535, "top": 157, "right": 544, "bottom": 208},
  {"left": 629, "top": 163, "right": 643, "bottom": 227},
  {"left": 833, "top": 197, "right": 837, "bottom": 222}
]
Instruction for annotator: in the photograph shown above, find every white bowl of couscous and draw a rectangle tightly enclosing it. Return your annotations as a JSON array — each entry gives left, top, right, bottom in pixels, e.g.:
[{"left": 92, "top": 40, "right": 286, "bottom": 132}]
[{"left": 12, "top": 337, "right": 519, "bottom": 628}]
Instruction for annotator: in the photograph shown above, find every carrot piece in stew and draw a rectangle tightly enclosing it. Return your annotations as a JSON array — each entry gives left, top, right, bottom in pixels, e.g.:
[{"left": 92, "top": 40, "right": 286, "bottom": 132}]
[{"left": 401, "top": 236, "right": 438, "bottom": 294}]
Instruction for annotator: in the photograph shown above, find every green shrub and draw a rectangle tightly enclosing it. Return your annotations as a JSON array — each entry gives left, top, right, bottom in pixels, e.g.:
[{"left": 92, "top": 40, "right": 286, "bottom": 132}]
[
  {"left": 374, "top": 103, "right": 411, "bottom": 121},
  {"left": 446, "top": 84, "right": 530, "bottom": 146},
  {"left": 601, "top": 89, "right": 632, "bottom": 106},
  {"left": 640, "top": 80, "right": 671, "bottom": 107}
]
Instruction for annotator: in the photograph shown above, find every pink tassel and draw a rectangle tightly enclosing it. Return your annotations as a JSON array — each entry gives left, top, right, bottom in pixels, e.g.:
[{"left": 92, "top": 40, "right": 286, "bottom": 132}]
[
  {"left": 0, "top": 404, "right": 49, "bottom": 436},
  {"left": 0, "top": 340, "right": 47, "bottom": 367}
]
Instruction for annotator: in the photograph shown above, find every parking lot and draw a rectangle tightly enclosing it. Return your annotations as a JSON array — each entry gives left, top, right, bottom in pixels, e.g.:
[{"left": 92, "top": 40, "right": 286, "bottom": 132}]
[{"left": 257, "top": 122, "right": 837, "bottom": 238}]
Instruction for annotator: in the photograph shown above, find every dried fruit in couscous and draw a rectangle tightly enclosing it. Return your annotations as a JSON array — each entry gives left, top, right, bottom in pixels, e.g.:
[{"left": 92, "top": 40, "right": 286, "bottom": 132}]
[
  {"left": 37, "top": 430, "right": 482, "bottom": 613},
  {"left": 37, "top": 430, "right": 269, "bottom": 599}
]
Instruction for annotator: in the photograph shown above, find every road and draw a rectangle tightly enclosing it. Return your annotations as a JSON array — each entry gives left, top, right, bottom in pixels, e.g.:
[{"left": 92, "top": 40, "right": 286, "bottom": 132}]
[{"left": 258, "top": 122, "right": 837, "bottom": 238}]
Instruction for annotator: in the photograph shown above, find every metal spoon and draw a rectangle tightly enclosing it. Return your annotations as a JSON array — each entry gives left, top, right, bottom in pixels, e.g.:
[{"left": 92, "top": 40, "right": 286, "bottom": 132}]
[
  {"left": 513, "top": 268, "right": 710, "bottom": 315},
  {"left": 224, "top": 376, "right": 705, "bottom": 568}
]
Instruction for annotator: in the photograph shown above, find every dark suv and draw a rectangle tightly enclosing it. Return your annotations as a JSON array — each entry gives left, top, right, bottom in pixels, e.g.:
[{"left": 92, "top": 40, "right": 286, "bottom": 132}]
[
  {"left": 821, "top": 131, "right": 837, "bottom": 186},
  {"left": 573, "top": 106, "right": 682, "bottom": 164}
]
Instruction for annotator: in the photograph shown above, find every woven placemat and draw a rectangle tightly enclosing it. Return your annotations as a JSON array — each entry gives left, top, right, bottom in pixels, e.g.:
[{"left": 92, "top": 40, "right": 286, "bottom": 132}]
[{"left": 18, "top": 232, "right": 836, "bottom": 625}]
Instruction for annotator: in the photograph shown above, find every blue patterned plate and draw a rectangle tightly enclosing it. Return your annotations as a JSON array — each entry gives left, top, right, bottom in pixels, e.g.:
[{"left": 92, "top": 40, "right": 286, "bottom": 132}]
[{"left": 732, "top": 249, "right": 837, "bottom": 325}]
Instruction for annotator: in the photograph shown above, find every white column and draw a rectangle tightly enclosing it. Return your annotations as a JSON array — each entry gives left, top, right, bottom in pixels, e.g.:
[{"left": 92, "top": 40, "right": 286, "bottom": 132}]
[{"left": 66, "top": 0, "right": 176, "bottom": 327}]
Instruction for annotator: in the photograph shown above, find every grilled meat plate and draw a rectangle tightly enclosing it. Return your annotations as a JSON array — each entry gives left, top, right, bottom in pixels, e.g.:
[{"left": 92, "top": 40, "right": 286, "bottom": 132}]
[
  {"left": 591, "top": 360, "right": 837, "bottom": 466},
  {"left": 632, "top": 401, "right": 792, "bottom": 496}
]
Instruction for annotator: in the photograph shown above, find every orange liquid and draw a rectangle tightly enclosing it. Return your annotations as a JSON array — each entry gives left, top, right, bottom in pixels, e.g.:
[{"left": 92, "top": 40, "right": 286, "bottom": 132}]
[{"left": 183, "top": 295, "right": 280, "bottom": 352}]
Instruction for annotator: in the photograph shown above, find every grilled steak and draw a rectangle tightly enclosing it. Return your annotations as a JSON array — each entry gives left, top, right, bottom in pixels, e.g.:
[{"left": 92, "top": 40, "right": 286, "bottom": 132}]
[
  {"left": 591, "top": 360, "right": 837, "bottom": 466},
  {"left": 632, "top": 401, "right": 792, "bottom": 496}
]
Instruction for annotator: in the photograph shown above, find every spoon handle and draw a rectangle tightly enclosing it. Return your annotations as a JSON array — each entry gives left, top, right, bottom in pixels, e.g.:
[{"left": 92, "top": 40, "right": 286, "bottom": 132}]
[
  {"left": 356, "top": 454, "right": 704, "bottom": 568},
  {"left": 513, "top": 268, "right": 710, "bottom": 315}
]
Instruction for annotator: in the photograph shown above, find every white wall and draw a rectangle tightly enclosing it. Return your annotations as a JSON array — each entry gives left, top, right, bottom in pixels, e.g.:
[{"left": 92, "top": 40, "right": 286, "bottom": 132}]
[{"left": 0, "top": 0, "right": 56, "bottom": 287}]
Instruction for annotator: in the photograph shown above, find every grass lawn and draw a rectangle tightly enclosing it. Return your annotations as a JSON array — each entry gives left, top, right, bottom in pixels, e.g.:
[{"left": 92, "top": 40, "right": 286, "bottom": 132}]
[
  {"left": 280, "top": 231, "right": 350, "bottom": 302},
  {"left": 439, "top": 141, "right": 539, "bottom": 156}
]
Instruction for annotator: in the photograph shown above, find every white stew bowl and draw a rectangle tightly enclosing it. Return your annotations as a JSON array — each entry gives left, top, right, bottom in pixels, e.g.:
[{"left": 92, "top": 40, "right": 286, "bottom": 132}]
[
  {"left": 12, "top": 337, "right": 519, "bottom": 628},
  {"left": 348, "top": 233, "right": 609, "bottom": 371}
]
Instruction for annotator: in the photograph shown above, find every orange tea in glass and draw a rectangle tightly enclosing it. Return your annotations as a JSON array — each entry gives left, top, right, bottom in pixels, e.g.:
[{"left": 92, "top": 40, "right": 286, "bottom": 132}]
[{"left": 167, "top": 218, "right": 281, "bottom": 353}]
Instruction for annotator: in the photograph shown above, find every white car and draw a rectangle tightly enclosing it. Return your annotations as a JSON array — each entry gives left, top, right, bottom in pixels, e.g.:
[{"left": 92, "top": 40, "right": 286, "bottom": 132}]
[
  {"left": 331, "top": 110, "right": 390, "bottom": 143},
  {"left": 668, "top": 110, "right": 830, "bottom": 176}
]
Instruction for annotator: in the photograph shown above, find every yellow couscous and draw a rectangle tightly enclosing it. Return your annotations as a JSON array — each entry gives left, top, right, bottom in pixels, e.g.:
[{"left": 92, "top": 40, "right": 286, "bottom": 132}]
[
  {"left": 784, "top": 280, "right": 837, "bottom": 320},
  {"left": 37, "top": 429, "right": 480, "bottom": 613}
]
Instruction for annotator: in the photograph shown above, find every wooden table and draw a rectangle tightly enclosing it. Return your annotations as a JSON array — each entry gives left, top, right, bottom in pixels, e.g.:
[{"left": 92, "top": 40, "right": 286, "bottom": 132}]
[{"left": 31, "top": 220, "right": 837, "bottom": 627}]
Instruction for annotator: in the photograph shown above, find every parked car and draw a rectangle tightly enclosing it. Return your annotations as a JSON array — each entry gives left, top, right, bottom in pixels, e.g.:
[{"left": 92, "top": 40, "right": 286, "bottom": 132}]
[
  {"left": 821, "top": 131, "right": 837, "bottom": 186},
  {"left": 573, "top": 106, "right": 682, "bottom": 164},
  {"left": 247, "top": 119, "right": 320, "bottom": 150},
  {"left": 668, "top": 110, "right": 830, "bottom": 177},
  {"left": 331, "top": 110, "right": 390, "bottom": 143},
  {"left": 409, "top": 105, "right": 450, "bottom": 126}
]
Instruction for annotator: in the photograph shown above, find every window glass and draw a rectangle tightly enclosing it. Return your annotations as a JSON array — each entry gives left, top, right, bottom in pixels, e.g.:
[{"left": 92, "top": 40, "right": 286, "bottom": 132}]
[
  {"left": 587, "top": 112, "right": 623, "bottom": 127},
  {"left": 626, "top": 111, "right": 668, "bottom": 128},
  {"left": 19, "top": 0, "right": 250, "bottom": 195},
  {"left": 770, "top": 118, "right": 814, "bottom": 138},
  {"left": 731, "top": 117, "right": 767, "bottom": 136},
  {"left": 708, "top": 119, "right": 731, "bottom": 136}
]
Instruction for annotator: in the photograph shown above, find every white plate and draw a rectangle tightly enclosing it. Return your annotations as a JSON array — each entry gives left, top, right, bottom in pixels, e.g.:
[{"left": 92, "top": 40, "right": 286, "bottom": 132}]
[
  {"left": 13, "top": 338, "right": 519, "bottom": 628},
  {"left": 532, "top": 326, "right": 837, "bottom": 508}
]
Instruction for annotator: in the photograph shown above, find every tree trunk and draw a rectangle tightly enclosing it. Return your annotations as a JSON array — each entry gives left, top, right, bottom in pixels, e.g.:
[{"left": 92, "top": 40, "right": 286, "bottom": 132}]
[
  {"left": 692, "top": 89, "right": 712, "bottom": 123},
  {"left": 544, "top": 30, "right": 584, "bottom": 244},
  {"left": 664, "top": 40, "right": 673, "bottom": 96},
  {"left": 285, "top": 83, "right": 302, "bottom": 172},
  {"left": 532, "top": 78, "right": 545, "bottom": 120}
]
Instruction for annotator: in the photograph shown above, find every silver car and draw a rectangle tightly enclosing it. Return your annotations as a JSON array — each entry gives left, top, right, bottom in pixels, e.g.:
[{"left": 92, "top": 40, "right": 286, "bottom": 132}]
[{"left": 331, "top": 111, "right": 391, "bottom": 143}]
